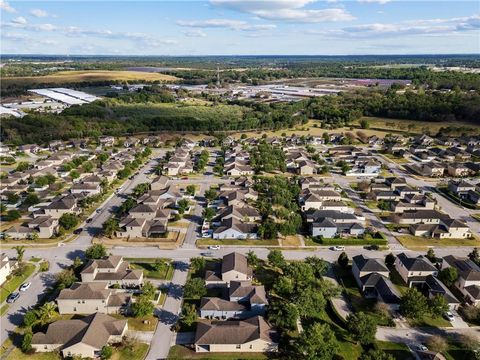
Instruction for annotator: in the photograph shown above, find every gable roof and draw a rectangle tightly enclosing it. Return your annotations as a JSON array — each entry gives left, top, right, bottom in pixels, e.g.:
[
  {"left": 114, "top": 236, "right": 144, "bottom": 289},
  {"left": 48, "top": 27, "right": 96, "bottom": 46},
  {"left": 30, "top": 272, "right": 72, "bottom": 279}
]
[
  {"left": 353, "top": 255, "right": 389, "bottom": 273},
  {"left": 397, "top": 253, "right": 437, "bottom": 272},
  {"left": 222, "top": 253, "right": 250, "bottom": 276}
]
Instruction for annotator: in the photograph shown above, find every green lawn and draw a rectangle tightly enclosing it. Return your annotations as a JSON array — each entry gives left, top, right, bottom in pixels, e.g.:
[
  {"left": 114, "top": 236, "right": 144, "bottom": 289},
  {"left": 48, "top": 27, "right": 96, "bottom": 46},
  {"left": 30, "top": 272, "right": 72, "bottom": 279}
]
[
  {"left": 196, "top": 238, "right": 279, "bottom": 246},
  {"left": 168, "top": 345, "right": 269, "bottom": 359},
  {"left": 0, "top": 263, "right": 36, "bottom": 303},
  {"left": 376, "top": 341, "right": 412, "bottom": 360},
  {"left": 408, "top": 314, "right": 452, "bottom": 328},
  {"left": 127, "top": 315, "right": 158, "bottom": 331},
  {"left": 6, "top": 348, "right": 61, "bottom": 360},
  {"left": 396, "top": 235, "right": 480, "bottom": 250},
  {"left": 111, "top": 342, "right": 149, "bottom": 360},
  {"left": 0, "top": 304, "right": 9, "bottom": 316},
  {"left": 128, "top": 258, "right": 174, "bottom": 280}
]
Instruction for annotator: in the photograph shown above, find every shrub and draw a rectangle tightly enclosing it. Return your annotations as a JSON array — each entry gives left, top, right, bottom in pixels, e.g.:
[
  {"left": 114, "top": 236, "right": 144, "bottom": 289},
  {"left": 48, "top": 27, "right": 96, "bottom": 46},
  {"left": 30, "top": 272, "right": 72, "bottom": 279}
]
[{"left": 39, "top": 261, "right": 50, "bottom": 272}]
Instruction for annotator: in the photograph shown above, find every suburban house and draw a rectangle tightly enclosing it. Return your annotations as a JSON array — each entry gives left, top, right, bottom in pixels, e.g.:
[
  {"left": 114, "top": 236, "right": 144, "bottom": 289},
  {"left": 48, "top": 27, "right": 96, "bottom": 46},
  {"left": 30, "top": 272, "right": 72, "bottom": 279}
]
[
  {"left": 44, "top": 194, "right": 81, "bottom": 219},
  {"left": 205, "top": 253, "right": 253, "bottom": 287},
  {"left": 307, "top": 210, "right": 365, "bottom": 238},
  {"left": 31, "top": 313, "right": 128, "bottom": 358},
  {"left": 0, "top": 254, "right": 12, "bottom": 285},
  {"left": 81, "top": 256, "right": 143, "bottom": 288},
  {"left": 394, "top": 253, "right": 438, "bottom": 286},
  {"left": 213, "top": 218, "right": 258, "bottom": 240},
  {"left": 442, "top": 255, "right": 480, "bottom": 305},
  {"left": 194, "top": 316, "right": 278, "bottom": 353},
  {"left": 57, "top": 282, "right": 131, "bottom": 315},
  {"left": 448, "top": 180, "right": 480, "bottom": 206},
  {"left": 410, "top": 218, "right": 472, "bottom": 239},
  {"left": 420, "top": 275, "right": 460, "bottom": 310}
]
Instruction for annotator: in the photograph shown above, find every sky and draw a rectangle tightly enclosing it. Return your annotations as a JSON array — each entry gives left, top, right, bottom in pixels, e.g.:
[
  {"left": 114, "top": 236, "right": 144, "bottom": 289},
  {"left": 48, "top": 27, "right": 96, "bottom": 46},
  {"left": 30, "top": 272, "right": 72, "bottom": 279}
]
[{"left": 0, "top": 0, "right": 479, "bottom": 55}]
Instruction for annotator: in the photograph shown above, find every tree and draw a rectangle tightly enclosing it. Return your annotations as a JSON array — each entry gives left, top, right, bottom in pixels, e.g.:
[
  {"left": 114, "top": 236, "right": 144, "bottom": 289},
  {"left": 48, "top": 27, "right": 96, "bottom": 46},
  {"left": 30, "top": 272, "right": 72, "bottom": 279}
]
[
  {"left": 22, "top": 193, "right": 40, "bottom": 207},
  {"left": 268, "top": 300, "right": 299, "bottom": 330},
  {"left": 426, "top": 248, "right": 437, "bottom": 263},
  {"left": 16, "top": 161, "right": 30, "bottom": 172},
  {"left": 142, "top": 281, "right": 156, "bottom": 299},
  {"left": 59, "top": 213, "right": 79, "bottom": 230},
  {"left": 6, "top": 192, "right": 20, "bottom": 204},
  {"left": 204, "top": 188, "right": 218, "bottom": 203},
  {"left": 190, "top": 257, "right": 206, "bottom": 275},
  {"left": 85, "top": 243, "right": 107, "bottom": 259},
  {"left": 55, "top": 268, "right": 77, "bottom": 290},
  {"left": 202, "top": 207, "right": 216, "bottom": 221},
  {"left": 82, "top": 161, "right": 94, "bottom": 173},
  {"left": 294, "top": 322, "right": 338, "bottom": 360},
  {"left": 426, "top": 335, "right": 448, "bottom": 353},
  {"left": 400, "top": 287, "right": 429, "bottom": 318},
  {"left": 0, "top": 203, "right": 6, "bottom": 213},
  {"left": 133, "top": 183, "right": 150, "bottom": 197},
  {"left": 131, "top": 295, "right": 154, "bottom": 317},
  {"left": 35, "top": 302, "right": 57, "bottom": 325},
  {"left": 102, "top": 218, "right": 119, "bottom": 238},
  {"left": 438, "top": 267, "right": 458, "bottom": 287},
  {"left": 246, "top": 250, "right": 259, "bottom": 267},
  {"left": 70, "top": 169, "right": 80, "bottom": 179},
  {"left": 360, "top": 349, "right": 395, "bottom": 360},
  {"left": 360, "top": 119, "right": 370, "bottom": 129},
  {"left": 429, "top": 294, "right": 449, "bottom": 318},
  {"left": 6, "top": 209, "right": 21, "bottom": 221},
  {"left": 186, "top": 185, "right": 196, "bottom": 196},
  {"left": 100, "top": 345, "right": 113, "bottom": 360},
  {"left": 268, "top": 249, "right": 286, "bottom": 269},
  {"left": 258, "top": 219, "right": 277, "bottom": 239},
  {"left": 385, "top": 253, "right": 396, "bottom": 267},
  {"left": 305, "top": 256, "right": 328, "bottom": 277},
  {"left": 180, "top": 303, "right": 198, "bottom": 327},
  {"left": 347, "top": 312, "right": 377, "bottom": 345},
  {"left": 468, "top": 248, "right": 480, "bottom": 266},
  {"left": 177, "top": 198, "right": 190, "bottom": 215},
  {"left": 337, "top": 252, "right": 349, "bottom": 268},
  {"left": 73, "top": 256, "right": 83, "bottom": 270},
  {"left": 184, "top": 277, "right": 206, "bottom": 299},
  {"left": 14, "top": 245, "right": 25, "bottom": 262},
  {"left": 21, "top": 330, "right": 32, "bottom": 353},
  {"left": 23, "top": 310, "right": 38, "bottom": 327}
]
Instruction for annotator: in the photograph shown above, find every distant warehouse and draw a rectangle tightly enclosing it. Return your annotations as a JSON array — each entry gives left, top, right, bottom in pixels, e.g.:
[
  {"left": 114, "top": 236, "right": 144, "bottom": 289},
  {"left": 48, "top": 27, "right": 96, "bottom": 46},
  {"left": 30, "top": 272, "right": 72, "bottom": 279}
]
[{"left": 28, "top": 88, "right": 100, "bottom": 105}]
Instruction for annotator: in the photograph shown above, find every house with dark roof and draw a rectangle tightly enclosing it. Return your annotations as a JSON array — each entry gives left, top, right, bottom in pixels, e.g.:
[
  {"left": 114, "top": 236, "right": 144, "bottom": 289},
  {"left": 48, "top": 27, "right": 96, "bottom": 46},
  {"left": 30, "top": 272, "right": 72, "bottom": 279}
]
[
  {"left": 307, "top": 210, "right": 365, "bottom": 238},
  {"left": 395, "top": 253, "right": 437, "bottom": 286},
  {"left": 81, "top": 256, "right": 143, "bottom": 288},
  {"left": 31, "top": 313, "right": 127, "bottom": 358},
  {"left": 205, "top": 253, "right": 253, "bottom": 287},
  {"left": 194, "top": 316, "right": 278, "bottom": 353},
  {"left": 421, "top": 275, "right": 460, "bottom": 310},
  {"left": 442, "top": 255, "right": 480, "bottom": 305},
  {"left": 213, "top": 218, "right": 258, "bottom": 240}
]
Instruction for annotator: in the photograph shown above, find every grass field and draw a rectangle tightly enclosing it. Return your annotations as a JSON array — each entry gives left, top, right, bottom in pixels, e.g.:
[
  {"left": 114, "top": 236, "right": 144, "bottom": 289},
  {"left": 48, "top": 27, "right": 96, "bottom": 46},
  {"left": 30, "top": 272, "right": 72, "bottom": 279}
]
[
  {"left": 168, "top": 345, "right": 269, "bottom": 359},
  {"left": 397, "top": 235, "right": 480, "bottom": 250},
  {"left": 0, "top": 263, "right": 36, "bottom": 303},
  {"left": 127, "top": 258, "right": 174, "bottom": 280},
  {"left": 111, "top": 342, "right": 149, "bottom": 360},
  {"left": 2, "top": 70, "right": 177, "bottom": 86},
  {"left": 196, "top": 238, "right": 279, "bottom": 247}
]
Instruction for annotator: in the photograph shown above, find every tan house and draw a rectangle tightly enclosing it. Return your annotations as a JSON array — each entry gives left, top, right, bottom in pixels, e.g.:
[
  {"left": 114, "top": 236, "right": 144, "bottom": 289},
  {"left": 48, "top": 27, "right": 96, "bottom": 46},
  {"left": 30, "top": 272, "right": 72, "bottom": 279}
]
[
  {"left": 205, "top": 253, "right": 253, "bottom": 287},
  {"left": 394, "top": 253, "right": 437, "bottom": 286},
  {"left": 44, "top": 195, "right": 80, "bottom": 219},
  {"left": 57, "top": 282, "right": 131, "bottom": 315},
  {"left": 0, "top": 254, "right": 12, "bottom": 285},
  {"left": 32, "top": 313, "right": 127, "bottom": 358},
  {"left": 442, "top": 255, "right": 480, "bottom": 305},
  {"left": 194, "top": 316, "right": 278, "bottom": 353},
  {"left": 81, "top": 256, "right": 143, "bottom": 287}
]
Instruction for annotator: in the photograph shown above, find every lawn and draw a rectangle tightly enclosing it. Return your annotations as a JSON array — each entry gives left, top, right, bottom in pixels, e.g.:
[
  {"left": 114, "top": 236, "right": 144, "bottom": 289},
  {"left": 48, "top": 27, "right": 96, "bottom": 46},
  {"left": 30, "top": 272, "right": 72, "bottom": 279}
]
[
  {"left": 408, "top": 314, "right": 452, "bottom": 328},
  {"left": 168, "top": 345, "right": 270, "bottom": 359},
  {"left": 0, "top": 304, "right": 9, "bottom": 316},
  {"left": 375, "top": 341, "right": 411, "bottom": 360},
  {"left": 6, "top": 348, "right": 61, "bottom": 360},
  {"left": 111, "top": 342, "right": 149, "bottom": 360},
  {"left": 127, "top": 315, "right": 158, "bottom": 332},
  {"left": 0, "top": 263, "right": 36, "bottom": 303},
  {"left": 127, "top": 258, "right": 174, "bottom": 280},
  {"left": 196, "top": 238, "right": 279, "bottom": 247},
  {"left": 396, "top": 235, "right": 480, "bottom": 250},
  {"left": 281, "top": 235, "right": 301, "bottom": 246}
]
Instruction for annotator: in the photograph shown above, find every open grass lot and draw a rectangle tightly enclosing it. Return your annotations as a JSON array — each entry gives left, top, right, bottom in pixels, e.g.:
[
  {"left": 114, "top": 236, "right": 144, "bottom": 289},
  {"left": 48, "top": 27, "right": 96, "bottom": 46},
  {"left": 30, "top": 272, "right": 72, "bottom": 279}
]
[
  {"left": 126, "top": 315, "right": 158, "bottom": 332},
  {"left": 2, "top": 70, "right": 177, "bottom": 86},
  {"left": 111, "top": 342, "right": 149, "bottom": 360},
  {"left": 0, "top": 263, "right": 36, "bottom": 303},
  {"left": 168, "top": 345, "right": 270, "bottom": 359},
  {"left": 408, "top": 314, "right": 452, "bottom": 328},
  {"left": 127, "top": 258, "right": 174, "bottom": 280},
  {"left": 280, "top": 235, "right": 302, "bottom": 246},
  {"left": 197, "top": 238, "right": 279, "bottom": 247},
  {"left": 376, "top": 341, "right": 411, "bottom": 360},
  {"left": 396, "top": 235, "right": 480, "bottom": 250}
]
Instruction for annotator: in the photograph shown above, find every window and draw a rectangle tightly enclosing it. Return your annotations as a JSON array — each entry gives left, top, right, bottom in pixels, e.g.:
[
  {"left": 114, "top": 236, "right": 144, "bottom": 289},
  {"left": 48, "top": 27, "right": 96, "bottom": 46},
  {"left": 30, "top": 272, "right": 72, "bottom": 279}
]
[
  {"left": 73, "top": 307, "right": 76, "bottom": 311},
  {"left": 44, "top": 346, "right": 48, "bottom": 350},
  {"left": 236, "top": 345, "right": 241, "bottom": 349}
]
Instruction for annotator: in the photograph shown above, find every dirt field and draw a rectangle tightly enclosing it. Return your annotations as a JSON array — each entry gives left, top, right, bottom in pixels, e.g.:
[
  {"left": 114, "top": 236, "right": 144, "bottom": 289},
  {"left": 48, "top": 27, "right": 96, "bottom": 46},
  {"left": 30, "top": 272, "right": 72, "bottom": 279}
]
[{"left": 2, "top": 70, "right": 178, "bottom": 86}]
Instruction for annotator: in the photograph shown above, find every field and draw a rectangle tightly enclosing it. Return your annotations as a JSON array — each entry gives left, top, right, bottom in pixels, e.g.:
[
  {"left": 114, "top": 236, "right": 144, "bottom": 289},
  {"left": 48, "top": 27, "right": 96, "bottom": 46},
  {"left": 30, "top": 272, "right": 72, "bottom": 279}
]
[
  {"left": 2, "top": 70, "right": 177, "bottom": 86},
  {"left": 397, "top": 235, "right": 480, "bottom": 250}
]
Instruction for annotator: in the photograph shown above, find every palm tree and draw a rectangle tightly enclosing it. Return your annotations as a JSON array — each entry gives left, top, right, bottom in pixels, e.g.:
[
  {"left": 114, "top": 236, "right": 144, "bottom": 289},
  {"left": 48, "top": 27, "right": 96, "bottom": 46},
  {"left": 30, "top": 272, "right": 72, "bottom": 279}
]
[
  {"left": 14, "top": 246, "right": 25, "bottom": 262},
  {"left": 35, "top": 302, "right": 57, "bottom": 324}
]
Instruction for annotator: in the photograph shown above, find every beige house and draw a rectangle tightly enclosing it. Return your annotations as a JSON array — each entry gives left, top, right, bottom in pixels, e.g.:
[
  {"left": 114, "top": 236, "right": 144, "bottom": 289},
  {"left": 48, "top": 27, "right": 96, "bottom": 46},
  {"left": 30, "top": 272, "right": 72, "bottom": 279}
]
[
  {"left": 57, "top": 282, "right": 131, "bottom": 315},
  {"left": 205, "top": 253, "right": 253, "bottom": 287},
  {"left": 194, "top": 316, "right": 278, "bottom": 353},
  {"left": 394, "top": 253, "right": 437, "bottom": 286},
  {"left": 32, "top": 313, "right": 127, "bottom": 358},
  {"left": 81, "top": 256, "right": 143, "bottom": 287},
  {"left": 0, "top": 254, "right": 12, "bottom": 285},
  {"left": 442, "top": 255, "right": 480, "bottom": 305},
  {"left": 44, "top": 195, "right": 80, "bottom": 219}
]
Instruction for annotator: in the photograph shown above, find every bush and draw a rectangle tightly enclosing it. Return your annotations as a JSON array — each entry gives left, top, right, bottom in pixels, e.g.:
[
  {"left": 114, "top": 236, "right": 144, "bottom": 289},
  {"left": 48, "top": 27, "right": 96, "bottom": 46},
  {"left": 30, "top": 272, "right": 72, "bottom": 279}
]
[
  {"left": 131, "top": 295, "right": 154, "bottom": 317},
  {"left": 100, "top": 345, "right": 113, "bottom": 360},
  {"left": 21, "top": 331, "right": 32, "bottom": 353},
  {"left": 23, "top": 310, "right": 38, "bottom": 327},
  {"left": 59, "top": 213, "right": 79, "bottom": 230},
  {"left": 39, "top": 261, "right": 50, "bottom": 272},
  {"left": 85, "top": 243, "right": 107, "bottom": 259}
]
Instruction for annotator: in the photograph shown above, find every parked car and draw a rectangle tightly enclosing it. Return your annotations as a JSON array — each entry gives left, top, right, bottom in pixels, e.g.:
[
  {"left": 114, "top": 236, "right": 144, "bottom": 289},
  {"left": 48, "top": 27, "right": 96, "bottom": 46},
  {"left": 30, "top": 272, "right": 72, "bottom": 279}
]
[
  {"left": 73, "top": 228, "right": 83, "bottom": 235},
  {"left": 411, "top": 344, "right": 428, "bottom": 352},
  {"left": 365, "top": 244, "right": 379, "bottom": 251},
  {"left": 86, "top": 218, "right": 92, "bottom": 223},
  {"left": 201, "top": 252, "right": 214, "bottom": 257},
  {"left": 444, "top": 311, "right": 455, "bottom": 322},
  {"left": 6, "top": 292, "right": 20, "bottom": 303},
  {"left": 208, "top": 245, "right": 220, "bottom": 250},
  {"left": 331, "top": 245, "right": 345, "bottom": 251},
  {"left": 19, "top": 282, "right": 31, "bottom": 291}
]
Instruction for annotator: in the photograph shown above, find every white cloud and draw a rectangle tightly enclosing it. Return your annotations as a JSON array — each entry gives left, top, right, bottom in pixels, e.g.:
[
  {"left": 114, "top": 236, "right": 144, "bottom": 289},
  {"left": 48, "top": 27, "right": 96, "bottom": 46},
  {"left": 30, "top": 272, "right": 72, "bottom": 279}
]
[
  {"left": 358, "top": 0, "right": 391, "bottom": 4},
  {"left": 183, "top": 29, "right": 207, "bottom": 37},
  {"left": 0, "top": 0, "right": 15, "bottom": 13},
  {"left": 30, "top": 9, "right": 49, "bottom": 17},
  {"left": 2, "top": 32, "right": 27, "bottom": 40},
  {"left": 12, "top": 16, "right": 27, "bottom": 25},
  {"left": 210, "top": 0, "right": 355, "bottom": 23},
  {"left": 177, "top": 19, "right": 276, "bottom": 31}
]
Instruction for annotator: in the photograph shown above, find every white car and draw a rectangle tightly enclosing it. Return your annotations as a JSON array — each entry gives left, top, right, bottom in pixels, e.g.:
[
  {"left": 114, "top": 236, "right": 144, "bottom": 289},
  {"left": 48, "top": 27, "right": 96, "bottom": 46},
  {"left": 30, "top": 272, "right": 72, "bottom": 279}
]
[
  {"left": 445, "top": 311, "right": 455, "bottom": 322},
  {"left": 332, "top": 245, "right": 345, "bottom": 251},
  {"left": 412, "top": 344, "right": 428, "bottom": 352},
  {"left": 19, "top": 282, "right": 31, "bottom": 291},
  {"left": 208, "top": 245, "right": 220, "bottom": 250}
]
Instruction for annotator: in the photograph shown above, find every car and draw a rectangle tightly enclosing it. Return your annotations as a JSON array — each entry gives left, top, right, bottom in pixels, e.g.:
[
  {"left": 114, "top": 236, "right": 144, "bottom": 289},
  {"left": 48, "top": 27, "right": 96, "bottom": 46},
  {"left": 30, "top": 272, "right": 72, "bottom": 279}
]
[
  {"left": 86, "top": 218, "right": 92, "bottom": 223},
  {"left": 201, "top": 252, "right": 214, "bottom": 257},
  {"left": 331, "top": 245, "right": 345, "bottom": 251},
  {"left": 445, "top": 311, "right": 455, "bottom": 322},
  {"left": 208, "top": 245, "right": 220, "bottom": 250},
  {"left": 6, "top": 292, "right": 20, "bottom": 303},
  {"left": 73, "top": 228, "right": 83, "bottom": 235},
  {"left": 19, "top": 282, "right": 31, "bottom": 291},
  {"left": 182, "top": 177, "right": 188, "bottom": 180},
  {"left": 412, "top": 344, "right": 428, "bottom": 352},
  {"left": 202, "top": 232, "right": 211, "bottom": 238},
  {"left": 365, "top": 244, "right": 379, "bottom": 251}
]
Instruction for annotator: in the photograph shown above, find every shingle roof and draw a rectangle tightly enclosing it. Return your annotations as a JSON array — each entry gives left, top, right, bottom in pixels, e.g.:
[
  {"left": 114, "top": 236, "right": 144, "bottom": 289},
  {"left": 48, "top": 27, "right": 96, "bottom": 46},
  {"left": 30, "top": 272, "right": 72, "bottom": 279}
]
[
  {"left": 353, "top": 255, "right": 389, "bottom": 273},
  {"left": 397, "top": 253, "right": 437, "bottom": 272}
]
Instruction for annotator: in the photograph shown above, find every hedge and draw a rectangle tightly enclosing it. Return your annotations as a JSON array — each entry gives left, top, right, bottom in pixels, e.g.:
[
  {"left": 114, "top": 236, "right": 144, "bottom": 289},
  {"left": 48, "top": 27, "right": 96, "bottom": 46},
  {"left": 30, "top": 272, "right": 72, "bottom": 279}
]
[{"left": 311, "top": 237, "right": 388, "bottom": 246}]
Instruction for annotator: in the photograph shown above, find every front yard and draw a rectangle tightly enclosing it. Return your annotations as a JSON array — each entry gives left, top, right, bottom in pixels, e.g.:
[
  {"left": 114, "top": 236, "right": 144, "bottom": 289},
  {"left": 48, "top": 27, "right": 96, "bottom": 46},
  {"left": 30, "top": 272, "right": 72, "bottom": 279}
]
[
  {"left": 0, "top": 263, "right": 36, "bottom": 303},
  {"left": 126, "top": 258, "right": 174, "bottom": 280},
  {"left": 168, "top": 345, "right": 270, "bottom": 359},
  {"left": 396, "top": 235, "right": 480, "bottom": 250},
  {"left": 196, "top": 238, "right": 278, "bottom": 247}
]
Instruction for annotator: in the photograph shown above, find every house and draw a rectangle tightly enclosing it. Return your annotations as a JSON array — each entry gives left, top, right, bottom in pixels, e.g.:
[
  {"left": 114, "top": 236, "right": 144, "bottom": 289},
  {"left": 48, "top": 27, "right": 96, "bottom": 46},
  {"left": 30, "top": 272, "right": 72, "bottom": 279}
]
[
  {"left": 199, "top": 298, "right": 248, "bottom": 319},
  {"left": 0, "top": 254, "right": 12, "bottom": 285},
  {"left": 421, "top": 275, "right": 460, "bottom": 310},
  {"left": 442, "top": 255, "right": 480, "bottom": 305},
  {"left": 447, "top": 163, "right": 473, "bottom": 177},
  {"left": 392, "top": 210, "right": 449, "bottom": 225},
  {"left": 297, "top": 160, "right": 317, "bottom": 175},
  {"left": 410, "top": 218, "right": 472, "bottom": 239},
  {"left": 308, "top": 210, "right": 364, "bottom": 238},
  {"left": 70, "top": 182, "right": 102, "bottom": 196},
  {"left": 214, "top": 205, "right": 261, "bottom": 223},
  {"left": 99, "top": 136, "right": 115, "bottom": 147},
  {"left": 57, "top": 282, "right": 131, "bottom": 315},
  {"left": 351, "top": 255, "right": 389, "bottom": 288},
  {"left": 81, "top": 256, "right": 143, "bottom": 288},
  {"left": 419, "top": 162, "right": 446, "bottom": 177},
  {"left": 44, "top": 194, "right": 80, "bottom": 219},
  {"left": 26, "top": 216, "right": 59, "bottom": 238},
  {"left": 194, "top": 316, "right": 278, "bottom": 353},
  {"left": 213, "top": 218, "right": 258, "bottom": 240},
  {"left": 205, "top": 253, "right": 253, "bottom": 287},
  {"left": 394, "top": 253, "right": 437, "bottom": 286},
  {"left": 150, "top": 175, "right": 170, "bottom": 190},
  {"left": 31, "top": 313, "right": 127, "bottom": 358}
]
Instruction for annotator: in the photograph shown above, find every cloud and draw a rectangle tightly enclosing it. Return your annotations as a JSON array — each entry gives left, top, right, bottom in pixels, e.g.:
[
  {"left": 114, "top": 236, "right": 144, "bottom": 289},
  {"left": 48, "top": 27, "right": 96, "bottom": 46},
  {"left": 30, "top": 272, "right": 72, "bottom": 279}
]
[
  {"left": 210, "top": 0, "right": 355, "bottom": 23},
  {"left": 177, "top": 19, "right": 276, "bottom": 31},
  {"left": 12, "top": 16, "right": 27, "bottom": 25},
  {"left": 2, "top": 32, "right": 28, "bottom": 41},
  {"left": 0, "top": 0, "right": 15, "bottom": 13},
  {"left": 306, "top": 15, "right": 480, "bottom": 38},
  {"left": 358, "top": 0, "right": 390, "bottom": 4},
  {"left": 30, "top": 9, "right": 49, "bottom": 17},
  {"left": 183, "top": 29, "right": 207, "bottom": 37}
]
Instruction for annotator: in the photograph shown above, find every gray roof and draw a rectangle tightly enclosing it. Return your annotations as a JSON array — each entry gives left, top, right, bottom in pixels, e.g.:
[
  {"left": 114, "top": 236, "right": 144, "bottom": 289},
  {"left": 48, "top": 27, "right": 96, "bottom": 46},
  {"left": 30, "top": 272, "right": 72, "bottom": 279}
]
[
  {"left": 353, "top": 255, "right": 389, "bottom": 273},
  {"left": 397, "top": 253, "right": 437, "bottom": 272}
]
